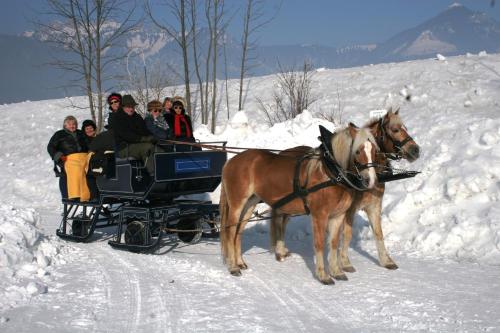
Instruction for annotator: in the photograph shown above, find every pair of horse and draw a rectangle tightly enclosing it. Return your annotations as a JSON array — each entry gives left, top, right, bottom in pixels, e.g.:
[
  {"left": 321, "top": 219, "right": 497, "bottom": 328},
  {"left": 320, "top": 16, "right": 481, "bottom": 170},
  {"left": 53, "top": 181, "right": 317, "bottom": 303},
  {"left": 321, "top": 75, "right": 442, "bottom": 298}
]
[{"left": 219, "top": 108, "right": 420, "bottom": 284}]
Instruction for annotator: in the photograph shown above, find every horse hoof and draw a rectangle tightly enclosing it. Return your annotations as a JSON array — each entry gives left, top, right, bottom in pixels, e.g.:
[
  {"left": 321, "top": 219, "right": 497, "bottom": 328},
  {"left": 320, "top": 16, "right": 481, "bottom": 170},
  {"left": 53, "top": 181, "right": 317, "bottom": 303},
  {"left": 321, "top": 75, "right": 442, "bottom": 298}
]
[
  {"left": 384, "top": 263, "right": 399, "bottom": 270},
  {"left": 333, "top": 274, "right": 348, "bottom": 281},
  {"left": 320, "top": 278, "right": 335, "bottom": 285},
  {"left": 342, "top": 266, "right": 356, "bottom": 273},
  {"left": 238, "top": 263, "right": 248, "bottom": 270},
  {"left": 275, "top": 253, "right": 290, "bottom": 262},
  {"left": 230, "top": 269, "right": 242, "bottom": 277}
]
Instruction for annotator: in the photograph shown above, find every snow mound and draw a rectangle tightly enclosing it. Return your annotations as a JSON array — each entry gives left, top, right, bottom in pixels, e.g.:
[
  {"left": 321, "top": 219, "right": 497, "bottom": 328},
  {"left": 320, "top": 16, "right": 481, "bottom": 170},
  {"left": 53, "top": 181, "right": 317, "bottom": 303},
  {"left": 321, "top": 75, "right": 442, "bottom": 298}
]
[{"left": 0, "top": 204, "right": 74, "bottom": 311}]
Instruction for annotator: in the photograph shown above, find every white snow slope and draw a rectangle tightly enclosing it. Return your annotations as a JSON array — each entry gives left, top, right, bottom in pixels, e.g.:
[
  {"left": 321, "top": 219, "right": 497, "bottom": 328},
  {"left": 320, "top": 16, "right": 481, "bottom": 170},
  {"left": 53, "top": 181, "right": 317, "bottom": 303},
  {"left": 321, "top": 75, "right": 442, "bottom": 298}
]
[{"left": 0, "top": 52, "right": 500, "bottom": 332}]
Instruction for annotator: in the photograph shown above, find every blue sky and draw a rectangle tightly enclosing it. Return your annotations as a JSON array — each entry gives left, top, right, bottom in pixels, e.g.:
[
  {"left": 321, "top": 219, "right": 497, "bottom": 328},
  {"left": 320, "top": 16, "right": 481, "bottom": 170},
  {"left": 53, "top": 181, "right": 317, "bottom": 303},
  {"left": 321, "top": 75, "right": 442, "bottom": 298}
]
[{"left": 1, "top": 0, "right": 499, "bottom": 47}]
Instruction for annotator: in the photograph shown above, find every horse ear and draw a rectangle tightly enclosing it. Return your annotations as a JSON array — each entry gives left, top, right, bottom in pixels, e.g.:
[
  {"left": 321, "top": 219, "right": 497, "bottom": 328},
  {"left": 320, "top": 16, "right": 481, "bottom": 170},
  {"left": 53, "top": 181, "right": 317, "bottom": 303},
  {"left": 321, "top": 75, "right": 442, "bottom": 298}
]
[
  {"left": 394, "top": 106, "right": 400, "bottom": 115},
  {"left": 318, "top": 125, "right": 333, "bottom": 143},
  {"left": 347, "top": 123, "right": 358, "bottom": 138}
]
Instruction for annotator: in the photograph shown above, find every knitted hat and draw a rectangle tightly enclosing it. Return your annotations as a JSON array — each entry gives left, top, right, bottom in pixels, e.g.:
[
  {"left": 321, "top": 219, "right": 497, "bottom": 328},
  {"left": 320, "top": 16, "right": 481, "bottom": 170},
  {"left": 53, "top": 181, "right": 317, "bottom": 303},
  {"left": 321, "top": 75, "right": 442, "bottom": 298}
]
[
  {"left": 147, "top": 100, "right": 163, "bottom": 112},
  {"left": 107, "top": 92, "right": 122, "bottom": 105},
  {"left": 81, "top": 119, "right": 96, "bottom": 131},
  {"left": 121, "top": 94, "right": 138, "bottom": 107}
]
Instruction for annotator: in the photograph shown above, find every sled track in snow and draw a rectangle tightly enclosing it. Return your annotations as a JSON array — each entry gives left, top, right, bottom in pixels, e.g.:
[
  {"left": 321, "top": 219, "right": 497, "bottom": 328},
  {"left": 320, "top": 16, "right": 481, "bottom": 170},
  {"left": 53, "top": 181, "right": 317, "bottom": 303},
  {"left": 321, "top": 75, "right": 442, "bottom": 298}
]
[{"left": 92, "top": 243, "right": 172, "bottom": 332}]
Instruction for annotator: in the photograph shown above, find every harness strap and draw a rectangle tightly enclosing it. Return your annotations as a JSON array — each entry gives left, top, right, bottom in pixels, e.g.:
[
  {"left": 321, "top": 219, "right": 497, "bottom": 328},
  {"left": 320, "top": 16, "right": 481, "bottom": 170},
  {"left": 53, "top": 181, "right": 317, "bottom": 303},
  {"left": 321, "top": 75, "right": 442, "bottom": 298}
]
[
  {"left": 271, "top": 178, "right": 339, "bottom": 213},
  {"left": 271, "top": 154, "right": 313, "bottom": 214}
]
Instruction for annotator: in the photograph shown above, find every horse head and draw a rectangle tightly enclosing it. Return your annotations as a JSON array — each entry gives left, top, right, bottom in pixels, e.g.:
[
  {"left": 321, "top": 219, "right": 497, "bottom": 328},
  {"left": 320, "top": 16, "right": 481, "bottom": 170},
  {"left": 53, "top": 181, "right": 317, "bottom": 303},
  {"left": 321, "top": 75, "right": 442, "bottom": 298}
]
[
  {"left": 325, "top": 123, "right": 378, "bottom": 190},
  {"left": 377, "top": 107, "right": 420, "bottom": 162}
]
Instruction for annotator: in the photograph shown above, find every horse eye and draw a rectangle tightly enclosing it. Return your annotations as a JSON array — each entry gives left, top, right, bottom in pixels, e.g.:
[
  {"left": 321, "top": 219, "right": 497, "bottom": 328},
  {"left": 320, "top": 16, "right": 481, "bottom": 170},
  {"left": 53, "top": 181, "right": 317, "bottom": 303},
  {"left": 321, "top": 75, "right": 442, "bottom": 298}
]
[{"left": 392, "top": 128, "right": 400, "bottom": 133}]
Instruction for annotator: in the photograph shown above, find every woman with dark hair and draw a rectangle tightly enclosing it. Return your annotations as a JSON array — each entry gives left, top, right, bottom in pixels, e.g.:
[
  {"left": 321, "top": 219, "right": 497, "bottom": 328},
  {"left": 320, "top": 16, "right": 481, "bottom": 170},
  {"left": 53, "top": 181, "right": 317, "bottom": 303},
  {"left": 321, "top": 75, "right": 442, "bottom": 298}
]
[
  {"left": 81, "top": 119, "right": 97, "bottom": 144},
  {"left": 165, "top": 99, "right": 194, "bottom": 140}
]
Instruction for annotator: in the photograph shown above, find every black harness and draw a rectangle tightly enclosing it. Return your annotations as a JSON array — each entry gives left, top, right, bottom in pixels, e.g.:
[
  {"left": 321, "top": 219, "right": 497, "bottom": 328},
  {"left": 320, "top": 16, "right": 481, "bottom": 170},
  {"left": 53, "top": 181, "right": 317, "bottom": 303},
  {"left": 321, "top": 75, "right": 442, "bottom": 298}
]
[{"left": 271, "top": 128, "right": 373, "bottom": 214}]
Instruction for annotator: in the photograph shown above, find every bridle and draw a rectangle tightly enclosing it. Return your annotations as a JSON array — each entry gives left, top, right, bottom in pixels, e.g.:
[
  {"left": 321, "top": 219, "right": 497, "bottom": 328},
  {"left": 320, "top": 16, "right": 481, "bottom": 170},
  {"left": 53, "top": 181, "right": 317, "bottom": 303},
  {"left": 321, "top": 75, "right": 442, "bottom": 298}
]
[
  {"left": 321, "top": 133, "right": 377, "bottom": 191},
  {"left": 378, "top": 117, "right": 415, "bottom": 161}
]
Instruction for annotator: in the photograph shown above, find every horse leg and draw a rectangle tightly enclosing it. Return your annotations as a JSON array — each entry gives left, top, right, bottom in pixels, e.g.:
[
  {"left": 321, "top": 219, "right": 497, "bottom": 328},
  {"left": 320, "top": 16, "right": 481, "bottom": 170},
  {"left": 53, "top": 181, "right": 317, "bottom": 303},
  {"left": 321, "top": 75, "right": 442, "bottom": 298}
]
[
  {"left": 270, "top": 209, "right": 279, "bottom": 253},
  {"left": 235, "top": 199, "right": 259, "bottom": 270},
  {"left": 328, "top": 213, "right": 348, "bottom": 281},
  {"left": 365, "top": 202, "right": 398, "bottom": 270},
  {"left": 272, "top": 212, "right": 291, "bottom": 261},
  {"left": 340, "top": 208, "right": 356, "bottom": 273},
  {"left": 310, "top": 215, "right": 334, "bottom": 285}
]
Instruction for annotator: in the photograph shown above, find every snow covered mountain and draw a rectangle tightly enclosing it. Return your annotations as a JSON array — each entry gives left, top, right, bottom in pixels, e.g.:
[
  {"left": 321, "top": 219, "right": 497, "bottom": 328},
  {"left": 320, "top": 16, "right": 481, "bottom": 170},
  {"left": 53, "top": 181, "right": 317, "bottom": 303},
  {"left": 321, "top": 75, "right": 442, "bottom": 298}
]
[
  {"left": 373, "top": 3, "right": 500, "bottom": 61},
  {"left": 3, "top": 4, "right": 500, "bottom": 104}
]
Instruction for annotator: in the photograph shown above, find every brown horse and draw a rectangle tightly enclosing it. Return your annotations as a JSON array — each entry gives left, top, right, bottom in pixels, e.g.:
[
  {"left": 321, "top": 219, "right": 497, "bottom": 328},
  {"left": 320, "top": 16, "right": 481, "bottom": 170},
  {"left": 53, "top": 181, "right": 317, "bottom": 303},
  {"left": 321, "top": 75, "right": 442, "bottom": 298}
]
[
  {"left": 219, "top": 123, "right": 379, "bottom": 284},
  {"left": 272, "top": 107, "right": 420, "bottom": 274},
  {"left": 339, "top": 107, "right": 420, "bottom": 272}
]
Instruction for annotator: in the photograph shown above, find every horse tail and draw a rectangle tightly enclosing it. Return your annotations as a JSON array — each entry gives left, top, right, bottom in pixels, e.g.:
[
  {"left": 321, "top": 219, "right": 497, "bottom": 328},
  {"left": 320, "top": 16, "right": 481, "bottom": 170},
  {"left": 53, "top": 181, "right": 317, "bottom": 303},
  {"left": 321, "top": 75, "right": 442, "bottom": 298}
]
[{"left": 219, "top": 182, "right": 229, "bottom": 264}]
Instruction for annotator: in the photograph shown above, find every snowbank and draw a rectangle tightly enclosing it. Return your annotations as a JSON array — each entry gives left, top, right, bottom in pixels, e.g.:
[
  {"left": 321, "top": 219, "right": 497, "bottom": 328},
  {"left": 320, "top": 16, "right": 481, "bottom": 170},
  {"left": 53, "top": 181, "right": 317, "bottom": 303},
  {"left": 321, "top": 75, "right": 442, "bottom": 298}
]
[{"left": 0, "top": 204, "right": 73, "bottom": 311}]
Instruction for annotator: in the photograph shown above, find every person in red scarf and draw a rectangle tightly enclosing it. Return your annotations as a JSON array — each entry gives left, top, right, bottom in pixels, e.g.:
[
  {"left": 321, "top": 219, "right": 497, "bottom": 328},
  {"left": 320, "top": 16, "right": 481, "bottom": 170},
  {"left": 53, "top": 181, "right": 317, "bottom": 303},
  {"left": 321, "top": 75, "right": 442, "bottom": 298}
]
[{"left": 166, "top": 100, "right": 194, "bottom": 139}]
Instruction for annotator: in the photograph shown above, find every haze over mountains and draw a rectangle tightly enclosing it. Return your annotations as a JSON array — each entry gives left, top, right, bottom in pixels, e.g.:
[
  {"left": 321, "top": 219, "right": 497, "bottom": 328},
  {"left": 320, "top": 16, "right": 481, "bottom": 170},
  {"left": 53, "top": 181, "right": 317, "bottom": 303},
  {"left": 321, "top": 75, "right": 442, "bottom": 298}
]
[{"left": 1, "top": 3, "right": 500, "bottom": 104}]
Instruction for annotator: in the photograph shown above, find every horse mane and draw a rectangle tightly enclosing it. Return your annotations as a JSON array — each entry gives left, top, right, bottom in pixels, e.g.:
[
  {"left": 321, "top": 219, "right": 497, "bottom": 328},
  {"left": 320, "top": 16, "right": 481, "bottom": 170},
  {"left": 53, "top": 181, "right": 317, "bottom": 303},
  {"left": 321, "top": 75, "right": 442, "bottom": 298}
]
[
  {"left": 363, "top": 110, "right": 403, "bottom": 129},
  {"left": 330, "top": 128, "right": 354, "bottom": 170},
  {"left": 330, "top": 127, "right": 378, "bottom": 170}
]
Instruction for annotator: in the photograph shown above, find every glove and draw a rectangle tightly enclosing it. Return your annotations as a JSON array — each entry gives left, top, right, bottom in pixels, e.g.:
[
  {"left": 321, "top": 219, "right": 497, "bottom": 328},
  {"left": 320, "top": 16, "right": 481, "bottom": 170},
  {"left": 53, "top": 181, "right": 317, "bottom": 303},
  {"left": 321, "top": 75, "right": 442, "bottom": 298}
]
[{"left": 60, "top": 155, "right": 67, "bottom": 162}]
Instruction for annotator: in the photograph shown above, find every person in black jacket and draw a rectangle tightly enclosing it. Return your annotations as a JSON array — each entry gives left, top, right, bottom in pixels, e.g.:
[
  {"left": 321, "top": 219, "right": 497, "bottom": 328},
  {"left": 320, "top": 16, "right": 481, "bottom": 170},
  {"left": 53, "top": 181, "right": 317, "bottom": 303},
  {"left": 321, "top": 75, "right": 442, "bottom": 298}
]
[
  {"left": 105, "top": 92, "right": 122, "bottom": 129},
  {"left": 81, "top": 119, "right": 97, "bottom": 145},
  {"left": 81, "top": 119, "right": 98, "bottom": 199},
  {"left": 47, "top": 115, "right": 89, "bottom": 199},
  {"left": 113, "top": 95, "right": 156, "bottom": 174},
  {"left": 165, "top": 99, "right": 194, "bottom": 139}
]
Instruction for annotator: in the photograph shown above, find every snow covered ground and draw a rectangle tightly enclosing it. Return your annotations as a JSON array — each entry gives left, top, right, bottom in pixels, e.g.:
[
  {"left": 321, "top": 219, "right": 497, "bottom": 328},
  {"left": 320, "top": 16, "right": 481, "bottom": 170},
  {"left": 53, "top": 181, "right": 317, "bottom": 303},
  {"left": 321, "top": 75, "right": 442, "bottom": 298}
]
[{"left": 1, "top": 52, "right": 500, "bottom": 331}]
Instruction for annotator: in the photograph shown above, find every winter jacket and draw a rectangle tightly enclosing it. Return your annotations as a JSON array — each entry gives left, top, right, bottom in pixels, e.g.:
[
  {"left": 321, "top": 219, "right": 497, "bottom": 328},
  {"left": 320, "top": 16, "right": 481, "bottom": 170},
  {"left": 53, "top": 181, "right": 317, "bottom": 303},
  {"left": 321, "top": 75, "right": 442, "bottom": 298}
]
[
  {"left": 145, "top": 113, "right": 170, "bottom": 140},
  {"left": 105, "top": 110, "right": 118, "bottom": 130},
  {"left": 89, "top": 130, "right": 115, "bottom": 153},
  {"left": 112, "top": 109, "right": 153, "bottom": 150},
  {"left": 47, "top": 129, "right": 89, "bottom": 163},
  {"left": 165, "top": 113, "right": 194, "bottom": 139}
]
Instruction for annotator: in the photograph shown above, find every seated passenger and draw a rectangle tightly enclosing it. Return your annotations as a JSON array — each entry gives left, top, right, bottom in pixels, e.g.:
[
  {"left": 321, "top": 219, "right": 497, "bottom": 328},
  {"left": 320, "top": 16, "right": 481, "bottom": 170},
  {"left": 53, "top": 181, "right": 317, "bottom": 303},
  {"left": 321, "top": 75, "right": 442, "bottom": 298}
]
[
  {"left": 105, "top": 92, "right": 122, "bottom": 129},
  {"left": 145, "top": 100, "right": 170, "bottom": 140},
  {"left": 82, "top": 119, "right": 97, "bottom": 145},
  {"left": 163, "top": 97, "right": 173, "bottom": 114},
  {"left": 81, "top": 119, "right": 99, "bottom": 199},
  {"left": 113, "top": 94, "right": 156, "bottom": 175},
  {"left": 165, "top": 98, "right": 194, "bottom": 141},
  {"left": 47, "top": 115, "right": 90, "bottom": 201}
]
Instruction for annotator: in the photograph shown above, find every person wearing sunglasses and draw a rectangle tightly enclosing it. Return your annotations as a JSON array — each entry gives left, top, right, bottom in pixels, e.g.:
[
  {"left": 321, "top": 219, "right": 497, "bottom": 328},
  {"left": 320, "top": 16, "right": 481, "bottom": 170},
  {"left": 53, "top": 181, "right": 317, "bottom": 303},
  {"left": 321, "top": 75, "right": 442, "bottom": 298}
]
[
  {"left": 105, "top": 92, "right": 122, "bottom": 129},
  {"left": 165, "top": 99, "right": 194, "bottom": 139},
  {"left": 145, "top": 100, "right": 170, "bottom": 140}
]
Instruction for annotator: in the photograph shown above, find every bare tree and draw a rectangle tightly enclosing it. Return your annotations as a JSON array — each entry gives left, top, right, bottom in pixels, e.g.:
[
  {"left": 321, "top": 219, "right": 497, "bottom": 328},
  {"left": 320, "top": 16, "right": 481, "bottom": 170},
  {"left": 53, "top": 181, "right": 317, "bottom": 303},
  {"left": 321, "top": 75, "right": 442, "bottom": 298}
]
[
  {"left": 37, "top": 0, "right": 139, "bottom": 131},
  {"left": 318, "top": 85, "right": 344, "bottom": 125},
  {"left": 257, "top": 61, "right": 316, "bottom": 126},
  {"left": 146, "top": 0, "right": 193, "bottom": 115},
  {"left": 122, "top": 55, "right": 177, "bottom": 116},
  {"left": 238, "top": 0, "right": 281, "bottom": 111},
  {"left": 188, "top": 0, "right": 206, "bottom": 123}
]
